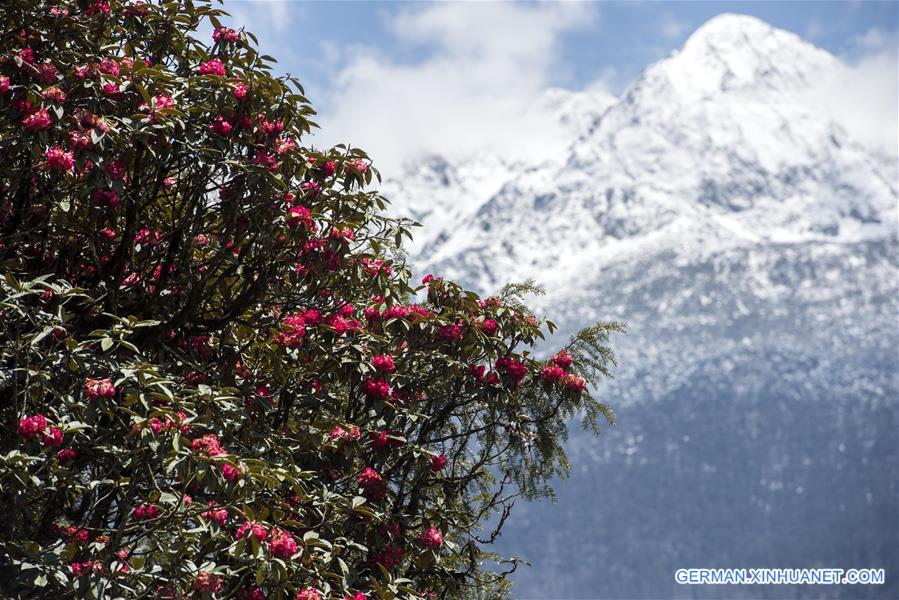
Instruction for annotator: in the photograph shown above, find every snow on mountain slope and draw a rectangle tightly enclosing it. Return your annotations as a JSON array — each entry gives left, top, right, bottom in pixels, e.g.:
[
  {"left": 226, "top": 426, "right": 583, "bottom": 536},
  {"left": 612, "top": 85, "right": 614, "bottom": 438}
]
[
  {"left": 380, "top": 13, "right": 899, "bottom": 599},
  {"left": 384, "top": 13, "right": 896, "bottom": 294}
]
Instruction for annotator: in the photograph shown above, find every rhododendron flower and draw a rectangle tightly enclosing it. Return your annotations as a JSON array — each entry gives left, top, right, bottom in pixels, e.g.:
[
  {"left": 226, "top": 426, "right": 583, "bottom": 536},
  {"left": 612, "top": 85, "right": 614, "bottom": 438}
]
[
  {"left": 254, "top": 151, "right": 278, "bottom": 171},
  {"left": 301, "top": 180, "right": 320, "bottom": 194},
  {"left": 418, "top": 527, "right": 443, "bottom": 549},
  {"left": 540, "top": 365, "right": 566, "bottom": 383},
  {"left": 96, "top": 57, "right": 120, "bottom": 76},
  {"left": 85, "top": 377, "right": 116, "bottom": 399},
  {"left": 439, "top": 322, "right": 464, "bottom": 341},
  {"left": 232, "top": 82, "right": 249, "bottom": 100},
  {"left": 198, "top": 59, "right": 226, "bottom": 76},
  {"left": 201, "top": 503, "right": 228, "bottom": 525},
  {"left": 17, "top": 414, "right": 47, "bottom": 439},
  {"left": 102, "top": 82, "right": 124, "bottom": 98},
  {"left": 324, "top": 314, "right": 360, "bottom": 335},
  {"left": 45, "top": 146, "right": 74, "bottom": 172},
  {"left": 295, "top": 588, "right": 322, "bottom": 600},
  {"left": 93, "top": 188, "right": 119, "bottom": 207},
  {"left": 468, "top": 364, "right": 486, "bottom": 381},
  {"left": 23, "top": 109, "right": 53, "bottom": 131},
  {"left": 104, "top": 159, "right": 126, "bottom": 180},
  {"left": 42, "top": 86, "right": 66, "bottom": 103},
  {"left": 361, "top": 378, "right": 390, "bottom": 401},
  {"left": 276, "top": 137, "right": 296, "bottom": 155},
  {"left": 134, "top": 503, "right": 159, "bottom": 520},
  {"left": 70, "top": 561, "right": 92, "bottom": 577},
  {"left": 552, "top": 351, "right": 574, "bottom": 369},
  {"left": 235, "top": 520, "right": 267, "bottom": 542},
  {"left": 495, "top": 356, "right": 528, "bottom": 388},
  {"left": 286, "top": 205, "right": 312, "bottom": 228},
  {"left": 269, "top": 528, "right": 298, "bottom": 559},
  {"left": 209, "top": 115, "right": 232, "bottom": 136},
  {"left": 34, "top": 62, "right": 58, "bottom": 84},
  {"left": 372, "top": 544, "right": 403, "bottom": 570},
  {"left": 41, "top": 427, "right": 64, "bottom": 447},
  {"left": 371, "top": 354, "right": 396, "bottom": 373},
  {"left": 328, "top": 424, "right": 360, "bottom": 443},
  {"left": 479, "top": 319, "right": 499, "bottom": 335},
  {"left": 18, "top": 48, "right": 36, "bottom": 64},
  {"left": 57, "top": 448, "right": 78, "bottom": 463},
  {"left": 343, "top": 594, "right": 367, "bottom": 600},
  {"left": 360, "top": 258, "right": 391, "bottom": 277},
  {"left": 191, "top": 434, "right": 225, "bottom": 456},
  {"left": 221, "top": 463, "right": 243, "bottom": 481},
  {"left": 563, "top": 374, "right": 587, "bottom": 392},
  {"left": 344, "top": 159, "right": 368, "bottom": 175},
  {"left": 67, "top": 130, "right": 92, "bottom": 150},
  {"left": 193, "top": 571, "right": 223, "bottom": 593},
  {"left": 86, "top": 0, "right": 111, "bottom": 17},
  {"left": 369, "top": 430, "right": 404, "bottom": 451},
  {"left": 358, "top": 467, "right": 387, "bottom": 500},
  {"left": 0, "top": 75, "right": 9, "bottom": 94},
  {"left": 431, "top": 454, "right": 447, "bottom": 472},
  {"left": 242, "top": 588, "right": 267, "bottom": 600},
  {"left": 213, "top": 27, "right": 239, "bottom": 43}
]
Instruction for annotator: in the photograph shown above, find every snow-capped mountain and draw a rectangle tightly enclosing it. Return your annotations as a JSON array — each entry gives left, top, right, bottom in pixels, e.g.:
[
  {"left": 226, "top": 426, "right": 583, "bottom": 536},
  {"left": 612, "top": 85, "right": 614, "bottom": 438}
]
[{"left": 383, "top": 14, "right": 898, "bottom": 599}]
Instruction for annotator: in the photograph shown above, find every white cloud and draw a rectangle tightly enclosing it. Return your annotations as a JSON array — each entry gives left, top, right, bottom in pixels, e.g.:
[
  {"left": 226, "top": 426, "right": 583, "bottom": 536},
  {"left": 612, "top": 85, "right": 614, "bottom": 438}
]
[
  {"left": 819, "top": 28, "right": 898, "bottom": 157},
  {"left": 220, "top": 0, "right": 295, "bottom": 36},
  {"left": 659, "top": 14, "right": 689, "bottom": 40},
  {"left": 314, "top": 2, "right": 600, "bottom": 173}
]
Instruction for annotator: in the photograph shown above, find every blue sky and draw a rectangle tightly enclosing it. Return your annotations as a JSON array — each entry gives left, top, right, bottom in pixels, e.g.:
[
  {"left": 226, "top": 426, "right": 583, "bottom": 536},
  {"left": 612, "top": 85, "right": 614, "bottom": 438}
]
[{"left": 215, "top": 1, "right": 898, "bottom": 170}]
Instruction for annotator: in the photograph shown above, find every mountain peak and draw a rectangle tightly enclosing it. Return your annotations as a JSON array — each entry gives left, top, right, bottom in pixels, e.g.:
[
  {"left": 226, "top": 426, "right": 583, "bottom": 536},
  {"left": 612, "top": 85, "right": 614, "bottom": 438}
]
[
  {"left": 684, "top": 13, "right": 780, "bottom": 48},
  {"left": 652, "top": 13, "right": 837, "bottom": 100}
]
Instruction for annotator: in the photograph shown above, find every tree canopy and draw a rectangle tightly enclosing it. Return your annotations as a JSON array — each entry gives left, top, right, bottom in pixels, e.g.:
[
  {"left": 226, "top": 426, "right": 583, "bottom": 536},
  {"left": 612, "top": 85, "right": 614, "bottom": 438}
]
[{"left": 0, "top": 1, "right": 622, "bottom": 598}]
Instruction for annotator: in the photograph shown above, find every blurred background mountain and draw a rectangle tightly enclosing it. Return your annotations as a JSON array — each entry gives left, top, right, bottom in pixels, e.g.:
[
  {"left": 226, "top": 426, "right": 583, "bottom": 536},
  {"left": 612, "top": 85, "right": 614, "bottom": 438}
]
[{"left": 382, "top": 15, "right": 898, "bottom": 599}]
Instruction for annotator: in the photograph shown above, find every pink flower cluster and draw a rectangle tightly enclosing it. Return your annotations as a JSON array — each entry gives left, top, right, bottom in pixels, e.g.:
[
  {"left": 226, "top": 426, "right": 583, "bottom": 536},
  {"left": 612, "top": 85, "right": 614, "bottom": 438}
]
[
  {"left": 369, "top": 429, "right": 404, "bottom": 451},
  {"left": 221, "top": 463, "right": 243, "bottom": 482},
  {"left": 17, "top": 414, "right": 64, "bottom": 447},
  {"left": 295, "top": 588, "right": 323, "bottom": 600},
  {"left": 360, "top": 258, "right": 391, "bottom": 277},
  {"left": 495, "top": 356, "right": 528, "bottom": 389},
  {"left": 198, "top": 59, "right": 226, "bottom": 76},
  {"left": 361, "top": 378, "right": 390, "bottom": 401},
  {"left": 431, "top": 454, "right": 447, "bottom": 472},
  {"left": 358, "top": 467, "right": 387, "bottom": 500},
  {"left": 269, "top": 528, "right": 298, "bottom": 559},
  {"left": 328, "top": 424, "right": 360, "bottom": 443},
  {"left": 213, "top": 27, "right": 239, "bottom": 43},
  {"left": 194, "top": 572, "right": 223, "bottom": 593},
  {"left": 23, "top": 108, "right": 52, "bottom": 131},
  {"left": 438, "top": 322, "right": 464, "bottom": 341},
  {"left": 479, "top": 319, "right": 499, "bottom": 335},
  {"left": 235, "top": 520, "right": 268, "bottom": 542},
  {"left": 201, "top": 503, "right": 229, "bottom": 525},
  {"left": 540, "top": 365, "right": 566, "bottom": 383},
  {"left": 134, "top": 503, "right": 159, "bottom": 520},
  {"left": 45, "top": 146, "right": 74, "bottom": 172},
  {"left": 371, "top": 354, "right": 396, "bottom": 373},
  {"left": 191, "top": 433, "right": 225, "bottom": 456},
  {"left": 286, "top": 205, "right": 312, "bottom": 228},
  {"left": 417, "top": 527, "right": 443, "bottom": 549}
]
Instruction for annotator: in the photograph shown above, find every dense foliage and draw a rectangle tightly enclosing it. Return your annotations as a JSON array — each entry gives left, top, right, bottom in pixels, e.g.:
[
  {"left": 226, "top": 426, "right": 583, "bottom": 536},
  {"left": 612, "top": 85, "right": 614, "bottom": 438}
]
[{"left": 0, "top": 1, "right": 622, "bottom": 598}]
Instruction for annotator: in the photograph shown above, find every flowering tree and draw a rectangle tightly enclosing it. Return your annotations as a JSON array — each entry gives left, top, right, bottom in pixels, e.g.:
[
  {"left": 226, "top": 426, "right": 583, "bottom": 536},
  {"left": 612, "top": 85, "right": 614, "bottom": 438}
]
[{"left": 0, "top": 1, "right": 622, "bottom": 598}]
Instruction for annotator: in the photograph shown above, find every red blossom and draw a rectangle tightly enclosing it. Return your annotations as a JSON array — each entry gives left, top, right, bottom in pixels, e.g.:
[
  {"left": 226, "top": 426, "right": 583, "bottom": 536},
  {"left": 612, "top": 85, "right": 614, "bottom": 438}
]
[
  {"left": 85, "top": 377, "right": 116, "bottom": 399},
  {"left": 17, "top": 414, "right": 47, "bottom": 439},
  {"left": 269, "top": 528, "right": 298, "bottom": 559},
  {"left": 417, "top": 527, "right": 443, "bottom": 549},
  {"left": 198, "top": 59, "right": 226, "bottom": 76}
]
